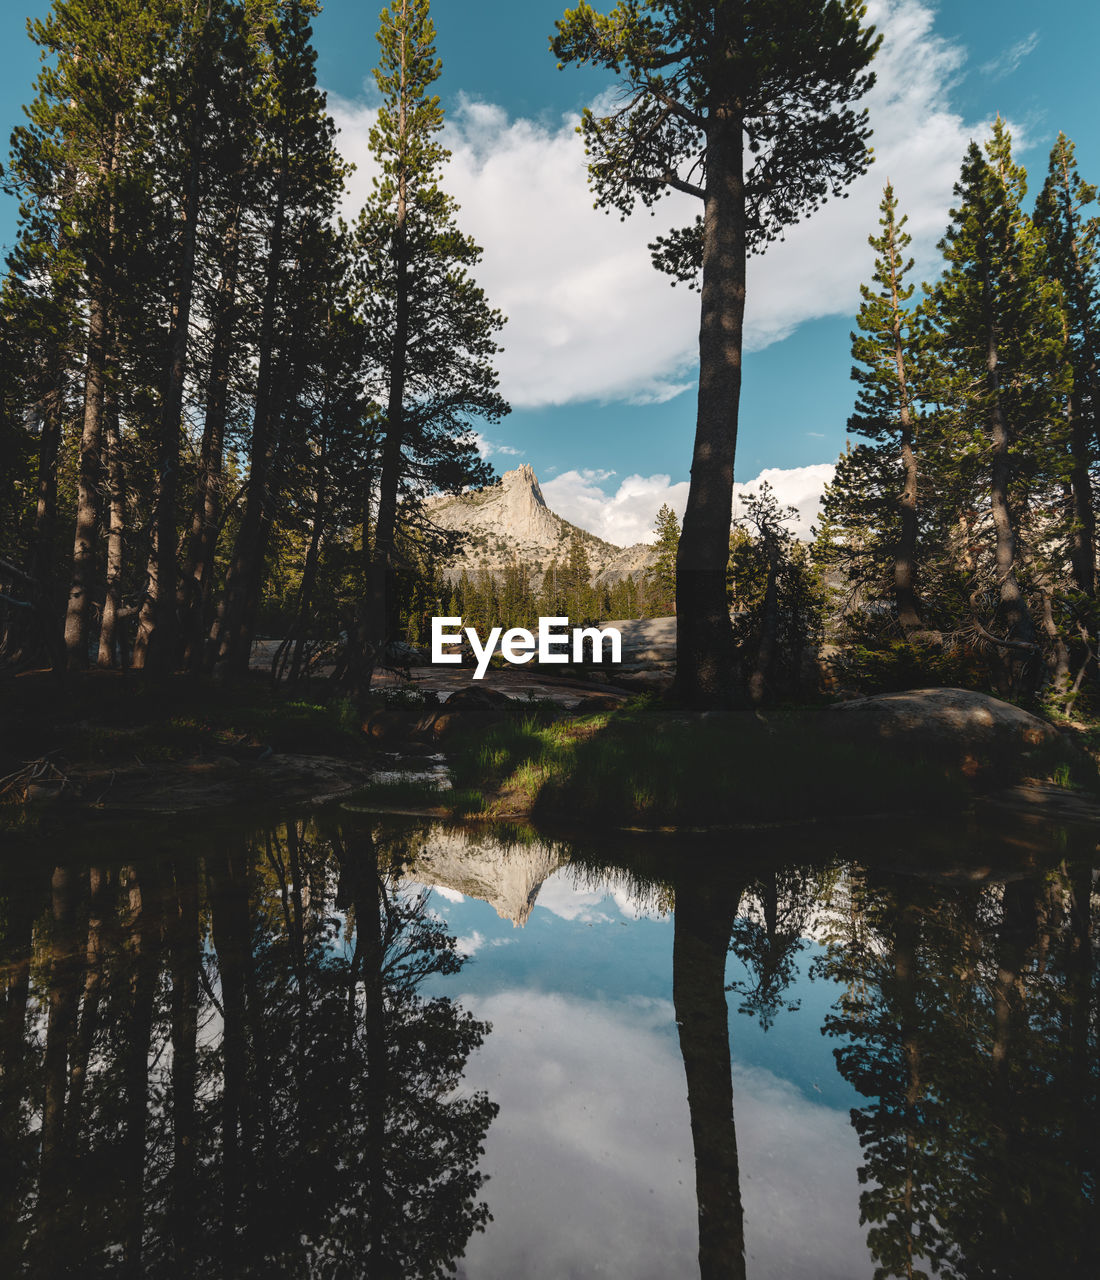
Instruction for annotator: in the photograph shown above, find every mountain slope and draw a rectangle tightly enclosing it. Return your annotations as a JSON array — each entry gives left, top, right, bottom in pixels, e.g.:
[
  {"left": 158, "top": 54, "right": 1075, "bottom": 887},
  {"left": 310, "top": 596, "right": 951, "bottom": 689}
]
[{"left": 425, "top": 464, "right": 656, "bottom": 585}]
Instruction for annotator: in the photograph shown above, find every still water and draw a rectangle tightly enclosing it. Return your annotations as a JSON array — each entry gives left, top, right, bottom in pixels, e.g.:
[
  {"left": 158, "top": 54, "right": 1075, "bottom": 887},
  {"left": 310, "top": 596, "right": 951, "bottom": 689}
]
[{"left": 0, "top": 807, "right": 1096, "bottom": 1278}]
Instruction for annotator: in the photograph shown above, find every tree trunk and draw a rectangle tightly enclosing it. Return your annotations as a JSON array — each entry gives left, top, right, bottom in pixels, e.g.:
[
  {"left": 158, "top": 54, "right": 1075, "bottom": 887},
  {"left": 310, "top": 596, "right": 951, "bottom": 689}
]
[
  {"left": 675, "top": 108, "right": 745, "bottom": 707},
  {"left": 360, "top": 56, "right": 412, "bottom": 691},
  {"left": 672, "top": 869, "right": 747, "bottom": 1280},
  {"left": 168, "top": 860, "right": 200, "bottom": 1274},
  {"left": 888, "top": 235, "right": 922, "bottom": 634},
  {"left": 32, "top": 865, "right": 84, "bottom": 1268},
  {"left": 214, "top": 158, "right": 288, "bottom": 676},
  {"left": 180, "top": 202, "right": 242, "bottom": 671},
  {"left": 64, "top": 285, "right": 108, "bottom": 669},
  {"left": 65, "top": 135, "right": 117, "bottom": 669},
  {"left": 287, "top": 482, "right": 325, "bottom": 682},
  {"left": 748, "top": 532, "right": 780, "bottom": 705},
  {"left": 207, "top": 847, "right": 253, "bottom": 1266},
  {"left": 65, "top": 866, "right": 111, "bottom": 1148},
  {"left": 980, "top": 256, "right": 1039, "bottom": 684},
  {"left": 136, "top": 63, "right": 210, "bottom": 675},
  {"left": 97, "top": 383, "right": 126, "bottom": 668},
  {"left": 120, "top": 864, "right": 161, "bottom": 1279},
  {"left": 357, "top": 836, "right": 392, "bottom": 1275}
]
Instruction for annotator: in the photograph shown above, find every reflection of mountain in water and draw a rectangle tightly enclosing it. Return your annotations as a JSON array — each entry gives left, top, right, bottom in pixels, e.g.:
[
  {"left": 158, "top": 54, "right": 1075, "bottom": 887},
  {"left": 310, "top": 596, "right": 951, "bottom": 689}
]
[{"left": 408, "top": 830, "right": 568, "bottom": 925}]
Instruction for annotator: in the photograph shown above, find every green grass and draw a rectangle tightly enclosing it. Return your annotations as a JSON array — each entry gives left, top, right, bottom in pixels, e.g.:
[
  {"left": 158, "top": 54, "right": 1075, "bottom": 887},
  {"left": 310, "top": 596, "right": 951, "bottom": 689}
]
[{"left": 437, "top": 701, "right": 972, "bottom": 827}]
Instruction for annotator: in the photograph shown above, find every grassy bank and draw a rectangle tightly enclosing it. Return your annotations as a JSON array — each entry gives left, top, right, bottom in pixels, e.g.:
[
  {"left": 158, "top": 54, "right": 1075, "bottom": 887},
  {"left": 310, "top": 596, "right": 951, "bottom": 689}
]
[
  {"left": 350, "top": 699, "right": 979, "bottom": 826},
  {"left": 0, "top": 670, "right": 365, "bottom": 777}
]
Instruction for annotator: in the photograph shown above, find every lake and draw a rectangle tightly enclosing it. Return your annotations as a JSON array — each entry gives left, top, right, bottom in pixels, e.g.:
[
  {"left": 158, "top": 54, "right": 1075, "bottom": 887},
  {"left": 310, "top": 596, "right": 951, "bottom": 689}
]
[{"left": 0, "top": 803, "right": 1096, "bottom": 1277}]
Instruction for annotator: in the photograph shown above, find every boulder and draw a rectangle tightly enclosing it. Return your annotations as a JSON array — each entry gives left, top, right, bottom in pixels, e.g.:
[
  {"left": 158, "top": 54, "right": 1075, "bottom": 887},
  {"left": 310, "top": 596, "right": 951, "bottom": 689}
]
[
  {"left": 383, "top": 639, "right": 429, "bottom": 668},
  {"left": 823, "top": 687, "right": 1064, "bottom": 782},
  {"left": 418, "top": 685, "right": 515, "bottom": 742}
]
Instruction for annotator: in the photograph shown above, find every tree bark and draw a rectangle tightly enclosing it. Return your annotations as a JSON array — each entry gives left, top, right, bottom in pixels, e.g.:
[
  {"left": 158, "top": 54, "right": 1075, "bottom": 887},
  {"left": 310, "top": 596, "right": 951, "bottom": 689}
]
[
  {"left": 97, "top": 382, "right": 126, "bottom": 668},
  {"left": 887, "top": 231, "right": 922, "bottom": 634},
  {"left": 180, "top": 201, "right": 242, "bottom": 671},
  {"left": 675, "top": 107, "right": 744, "bottom": 707},
  {"left": 64, "top": 284, "right": 108, "bottom": 669},
  {"left": 980, "top": 255, "right": 1039, "bottom": 684},
  {"left": 214, "top": 155, "right": 288, "bottom": 676}
]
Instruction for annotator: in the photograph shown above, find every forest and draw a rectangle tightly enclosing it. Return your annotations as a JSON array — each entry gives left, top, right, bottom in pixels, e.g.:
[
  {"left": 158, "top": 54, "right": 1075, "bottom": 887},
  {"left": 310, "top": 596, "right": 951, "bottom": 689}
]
[
  {"left": 0, "top": 0, "right": 503, "bottom": 689},
  {"left": 0, "top": 0, "right": 1097, "bottom": 722}
]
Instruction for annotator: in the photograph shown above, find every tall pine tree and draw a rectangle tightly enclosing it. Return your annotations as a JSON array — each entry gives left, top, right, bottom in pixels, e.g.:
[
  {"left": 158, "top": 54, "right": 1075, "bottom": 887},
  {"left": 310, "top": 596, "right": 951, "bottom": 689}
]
[{"left": 553, "top": 0, "right": 879, "bottom": 706}]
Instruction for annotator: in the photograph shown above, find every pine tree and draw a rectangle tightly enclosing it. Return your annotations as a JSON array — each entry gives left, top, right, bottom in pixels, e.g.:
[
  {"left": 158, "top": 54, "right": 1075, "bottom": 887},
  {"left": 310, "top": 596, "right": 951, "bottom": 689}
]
[
  {"left": 1034, "top": 134, "right": 1100, "bottom": 603},
  {"left": 849, "top": 184, "right": 927, "bottom": 635},
  {"left": 928, "top": 122, "right": 1066, "bottom": 691},
  {"left": 8, "top": 0, "right": 168, "bottom": 668},
  {"left": 212, "top": 0, "right": 348, "bottom": 675},
  {"left": 352, "top": 0, "right": 505, "bottom": 686},
  {"left": 649, "top": 502, "right": 680, "bottom": 613},
  {"left": 553, "top": 0, "right": 879, "bottom": 706}
]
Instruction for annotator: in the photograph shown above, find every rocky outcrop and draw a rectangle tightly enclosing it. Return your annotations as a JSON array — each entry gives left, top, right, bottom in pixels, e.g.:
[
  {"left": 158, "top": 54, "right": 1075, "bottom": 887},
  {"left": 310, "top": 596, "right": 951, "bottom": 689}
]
[
  {"left": 823, "top": 687, "right": 1066, "bottom": 782},
  {"left": 425, "top": 463, "right": 656, "bottom": 585},
  {"left": 407, "top": 828, "right": 568, "bottom": 926}
]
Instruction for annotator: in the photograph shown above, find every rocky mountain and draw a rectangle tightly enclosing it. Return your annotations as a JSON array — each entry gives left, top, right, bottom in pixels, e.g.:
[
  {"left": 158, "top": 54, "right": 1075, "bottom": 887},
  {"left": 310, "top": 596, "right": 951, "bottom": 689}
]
[
  {"left": 425, "top": 463, "right": 656, "bottom": 585},
  {"left": 406, "top": 828, "right": 569, "bottom": 927}
]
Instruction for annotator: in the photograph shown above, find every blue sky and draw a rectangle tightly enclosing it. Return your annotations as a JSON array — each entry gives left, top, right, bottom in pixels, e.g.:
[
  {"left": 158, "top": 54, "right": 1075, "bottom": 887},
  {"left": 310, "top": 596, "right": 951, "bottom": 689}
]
[
  {"left": 406, "top": 852, "right": 870, "bottom": 1277},
  {"left": 3, "top": 1, "right": 1099, "bottom": 543}
]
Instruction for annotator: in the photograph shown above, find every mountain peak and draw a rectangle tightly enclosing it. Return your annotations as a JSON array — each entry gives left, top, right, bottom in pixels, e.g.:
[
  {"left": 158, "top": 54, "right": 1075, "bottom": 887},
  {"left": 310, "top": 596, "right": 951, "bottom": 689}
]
[
  {"left": 501, "top": 463, "right": 546, "bottom": 508},
  {"left": 426, "top": 463, "right": 656, "bottom": 585}
]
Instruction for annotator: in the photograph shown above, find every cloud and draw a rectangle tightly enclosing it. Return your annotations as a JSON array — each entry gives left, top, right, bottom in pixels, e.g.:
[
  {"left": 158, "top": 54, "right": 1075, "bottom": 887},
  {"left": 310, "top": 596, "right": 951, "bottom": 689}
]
[
  {"left": 741, "top": 0, "right": 1017, "bottom": 350},
  {"left": 471, "top": 429, "right": 524, "bottom": 461},
  {"left": 541, "top": 469, "right": 690, "bottom": 546},
  {"left": 980, "top": 32, "right": 1040, "bottom": 80},
  {"left": 542, "top": 464, "right": 834, "bottom": 545},
  {"left": 329, "top": 1, "right": 1006, "bottom": 410},
  {"left": 733, "top": 463, "right": 837, "bottom": 540},
  {"left": 456, "top": 990, "right": 868, "bottom": 1280}
]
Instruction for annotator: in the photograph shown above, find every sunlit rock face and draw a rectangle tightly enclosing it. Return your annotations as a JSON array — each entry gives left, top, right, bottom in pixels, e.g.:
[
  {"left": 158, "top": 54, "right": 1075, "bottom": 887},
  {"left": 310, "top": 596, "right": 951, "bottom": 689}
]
[
  {"left": 408, "top": 828, "right": 567, "bottom": 926},
  {"left": 425, "top": 464, "right": 655, "bottom": 586}
]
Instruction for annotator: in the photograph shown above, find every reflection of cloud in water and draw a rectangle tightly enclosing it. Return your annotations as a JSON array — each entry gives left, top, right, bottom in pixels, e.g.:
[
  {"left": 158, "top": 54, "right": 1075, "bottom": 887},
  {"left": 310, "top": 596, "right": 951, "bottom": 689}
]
[
  {"left": 457, "top": 990, "right": 868, "bottom": 1280},
  {"left": 534, "top": 871, "right": 668, "bottom": 925},
  {"left": 456, "top": 930, "right": 514, "bottom": 958},
  {"left": 433, "top": 885, "right": 466, "bottom": 904}
]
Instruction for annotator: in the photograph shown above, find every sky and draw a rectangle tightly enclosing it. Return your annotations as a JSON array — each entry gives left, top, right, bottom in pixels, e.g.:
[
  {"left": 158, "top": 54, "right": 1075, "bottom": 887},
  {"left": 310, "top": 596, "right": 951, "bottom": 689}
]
[
  {"left": 402, "top": 835, "right": 870, "bottom": 1278},
  {"left": 3, "top": 1, "right": 1100, "bottom": 545}
]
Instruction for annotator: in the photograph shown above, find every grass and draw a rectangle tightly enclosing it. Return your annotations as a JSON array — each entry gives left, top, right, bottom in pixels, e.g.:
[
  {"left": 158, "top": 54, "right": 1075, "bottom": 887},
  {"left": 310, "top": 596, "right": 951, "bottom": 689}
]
[
  {"left": 433, "top": 700, "right": 975, "bottom": 827},
  {"left": 0, "top": 669, "right": 366, "bottom": 776}
]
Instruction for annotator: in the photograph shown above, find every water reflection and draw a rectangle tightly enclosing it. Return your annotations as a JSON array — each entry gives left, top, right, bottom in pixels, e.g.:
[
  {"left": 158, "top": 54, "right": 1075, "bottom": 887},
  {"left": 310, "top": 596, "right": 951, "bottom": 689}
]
[
  {"left": 816, "top": 846, "right": 1100, "bottom": 1280},
  {"left": 1, "top": 811, "right": 1096, "bottom": 1278},
  {"left": 0, "top": 820, "right": 496, "bottom": 1277}
]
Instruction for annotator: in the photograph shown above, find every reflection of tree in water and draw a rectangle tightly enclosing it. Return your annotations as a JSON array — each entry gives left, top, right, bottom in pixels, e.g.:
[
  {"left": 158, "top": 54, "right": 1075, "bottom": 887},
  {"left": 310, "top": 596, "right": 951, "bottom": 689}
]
[
  {"left": 727, "top": 867, "right": 823, "bottom": 1031},
  {"left": 817, "top": 854, "right": 1099, "bottom": 1280},
  {"left": 0, "top": 818, "right": 496, "bottom": 1278}
]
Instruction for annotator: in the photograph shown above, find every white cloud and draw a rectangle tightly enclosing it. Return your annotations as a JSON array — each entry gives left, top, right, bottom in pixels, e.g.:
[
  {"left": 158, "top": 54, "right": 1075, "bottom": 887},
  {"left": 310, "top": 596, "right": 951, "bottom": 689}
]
[
  {"left": 733, "top": 463, "right": 837, "bottom": 540},
  {"left": 980, "top": 31, "right": 1039, "bottom": 80},
  {"left": 542, "top": 469, "right": 691, "bottom": 546},
  {"left": 471, "top": 429, "right": 524, "bottom": 461},
  {"left": 329, "top": 1, "right": 1007, "bottom": 410},
  {"left": 456, "top": 990, "right": 869, "bottom": 1280},
  {"left": 542, "top": 464, "right": 834, "bottom": 545},
  {"left": 741, "top": 0, "right": 1016, "bottom": 350}
]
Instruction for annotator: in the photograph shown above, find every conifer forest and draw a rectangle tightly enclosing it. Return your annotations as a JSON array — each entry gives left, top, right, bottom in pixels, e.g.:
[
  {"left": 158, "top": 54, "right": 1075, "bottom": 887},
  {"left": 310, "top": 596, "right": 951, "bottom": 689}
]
[
  {"left": 1, "top": 5, "right": 1098, "bottom": 1280},
  {"left": 0, "top": 0, "right": 1095, "bottom": 717}
]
